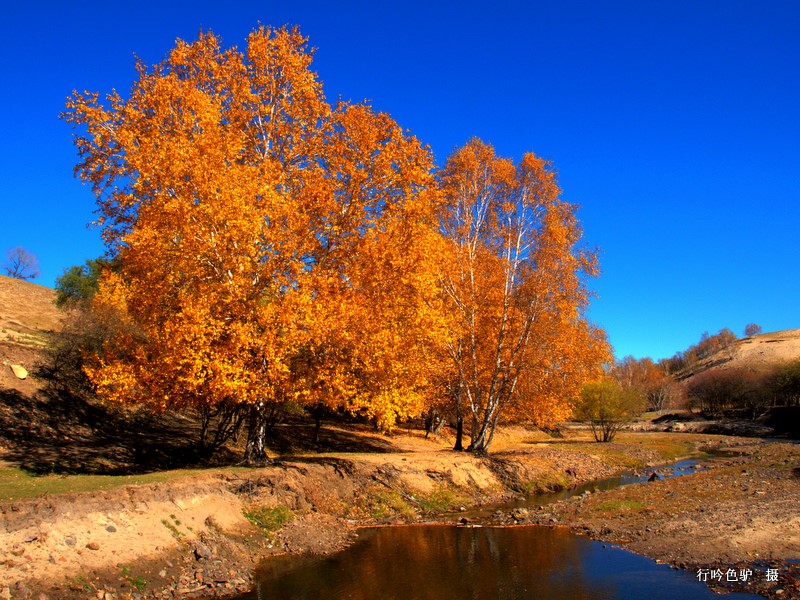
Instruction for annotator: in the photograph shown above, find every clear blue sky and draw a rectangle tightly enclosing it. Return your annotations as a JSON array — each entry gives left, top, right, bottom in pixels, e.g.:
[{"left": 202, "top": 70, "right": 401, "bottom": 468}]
[{"left": 2, "top": 1, "right": 798, "bottom": 361}]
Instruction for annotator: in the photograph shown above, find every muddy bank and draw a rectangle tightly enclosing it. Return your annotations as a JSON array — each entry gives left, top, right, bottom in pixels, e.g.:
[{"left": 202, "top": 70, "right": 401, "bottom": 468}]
[{"left": 1, "top": 433, "right": 797, "bottom": 599}]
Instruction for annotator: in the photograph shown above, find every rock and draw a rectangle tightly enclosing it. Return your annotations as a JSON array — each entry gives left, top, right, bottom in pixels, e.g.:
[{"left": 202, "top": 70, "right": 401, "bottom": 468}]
[
  {"left": 510, "top": 508, "right": 529, "bottom": 521},
  {"left": 64, "top": 535, "right": 76, "bottom": 547},
  {"left": 648, "top": 472, "right": 663, "bottom": 482},
  {"left": 105, "top": 525, "right": 117, "bottom": 533},
  {"left": 86, "top": 542, "right": 100, "bottom": 550},
  {"left": 193, "top": 543, "right": 213, "bottom": 561},
  {"left": 10, "top": 365, "right": 28, "bottom": 380}
]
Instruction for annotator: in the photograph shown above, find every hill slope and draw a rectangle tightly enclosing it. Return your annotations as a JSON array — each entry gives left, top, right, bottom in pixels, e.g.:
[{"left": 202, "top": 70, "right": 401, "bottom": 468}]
[
  {"left": 678, "top": 328, "right": 800, "bottom": 381},
  {"left": 0, "top": 274, "right": 60, "bottom": 342},
  {"left": 0, "top": 274, "right": 61, "bottom": 393}
]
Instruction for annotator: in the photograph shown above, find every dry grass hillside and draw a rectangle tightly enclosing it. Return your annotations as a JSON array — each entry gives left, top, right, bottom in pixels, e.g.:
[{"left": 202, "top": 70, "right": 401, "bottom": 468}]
[
  {"left": 0, "top": 275, "right": 61, "bottom": 395},
  {"left": 725, "top": 328, "right": 800, "bottom": 369},
  {"left": 0, "top": 275, "right": 60, "bottom": 341},
  {"left": 679, "top": 328, "right": 800, "bottom": 381}
]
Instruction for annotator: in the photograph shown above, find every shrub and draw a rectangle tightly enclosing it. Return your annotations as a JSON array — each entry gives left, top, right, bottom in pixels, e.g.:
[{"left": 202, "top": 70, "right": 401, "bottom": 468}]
[
  {"left": 243, "top": 505, "right": 294, "bottom": 534},
  {"left": 574, "top": 379, "right": 645, "bottom": 442}
]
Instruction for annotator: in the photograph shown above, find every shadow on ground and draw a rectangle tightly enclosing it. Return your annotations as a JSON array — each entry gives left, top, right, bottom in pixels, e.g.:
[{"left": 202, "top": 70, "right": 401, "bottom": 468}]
[
  {"left": 265, "top": 423, "right": 398, "bottom": 455},
  {"left": 0, "top": 384, "right": 202, "bottom": 475},
  {"left": 0, "top": 373, "right": 400, "bottom": 476}
]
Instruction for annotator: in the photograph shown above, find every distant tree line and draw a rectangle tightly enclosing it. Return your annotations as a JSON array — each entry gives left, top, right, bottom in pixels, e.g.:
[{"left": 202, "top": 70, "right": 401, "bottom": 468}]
[
  {"left": 574, "top": 321, "right": 798, "bottom": 440},
  {"left": 686, "top": 361, "right": 800, "bottom": 417},
  {"left": 660, "top": 329, "right": 738, "bottom": 375}
]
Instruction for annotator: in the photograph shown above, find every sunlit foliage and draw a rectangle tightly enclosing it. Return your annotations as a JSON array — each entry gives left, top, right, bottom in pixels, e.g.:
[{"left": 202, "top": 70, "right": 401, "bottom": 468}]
[
  {"left": 575, "top": 379, "right": 645, "bottom": 442},
  {"left": 64, "top": 27, "right": 445, "bottom": 461},
  {"left": 437, "top": 139, "right": 609, "bottom": 452},
  {"left": 64, "top": 28, "right": 607, "bottom": 459}
]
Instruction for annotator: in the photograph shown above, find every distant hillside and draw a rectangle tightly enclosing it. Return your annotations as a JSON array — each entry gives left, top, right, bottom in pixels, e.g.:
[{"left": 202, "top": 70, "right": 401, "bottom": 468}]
[
  {"left": 678, "top": 328, "right": 800, "bottom": 382},
  {"left": 0, "top": 275, "right": 61, "bottom": 344},
  {"left": 0, "top": 275, "right": 62, "bottom": 395}
]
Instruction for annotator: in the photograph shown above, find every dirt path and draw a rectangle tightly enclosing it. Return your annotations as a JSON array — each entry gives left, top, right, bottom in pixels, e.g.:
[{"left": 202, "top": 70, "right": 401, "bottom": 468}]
[{"left": 1, "top": 431, "right": 798, "bottom": 599}]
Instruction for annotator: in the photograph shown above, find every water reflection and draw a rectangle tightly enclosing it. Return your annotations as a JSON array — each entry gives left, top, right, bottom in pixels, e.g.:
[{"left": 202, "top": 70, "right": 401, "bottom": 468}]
[{"left": 236, "top": 526, "right": 763, "bottom": 600}]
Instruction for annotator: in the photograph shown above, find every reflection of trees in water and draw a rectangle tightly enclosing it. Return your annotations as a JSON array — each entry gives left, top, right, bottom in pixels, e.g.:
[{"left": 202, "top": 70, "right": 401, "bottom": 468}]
[{"left": 253, "top": 525, "right": 606, "bottom": 600}]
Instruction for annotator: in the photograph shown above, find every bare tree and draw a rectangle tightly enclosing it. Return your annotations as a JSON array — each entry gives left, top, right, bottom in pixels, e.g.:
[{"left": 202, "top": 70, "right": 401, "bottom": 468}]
[
  {"left": 744, "top": 323, "right": 763, "bottom": 337},
  {"left": 3, "top": 247, "right": 40, "bottom": 280}
]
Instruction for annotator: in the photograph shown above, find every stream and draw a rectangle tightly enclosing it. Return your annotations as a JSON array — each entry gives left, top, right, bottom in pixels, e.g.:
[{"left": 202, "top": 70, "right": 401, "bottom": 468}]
[
  {"left": 237, "top": 525, "right": 763, "bottom": 600},
  {"left": 228, "top": 454, "right": 766, "bottom": 599},
  {"left": 456, "top": 457, "right": 705, "bottom": 522}
]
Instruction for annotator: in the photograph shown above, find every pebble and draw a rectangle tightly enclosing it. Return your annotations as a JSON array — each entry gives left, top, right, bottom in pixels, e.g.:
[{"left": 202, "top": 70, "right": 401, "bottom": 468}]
[
  {"left": 105, "top": 525, "right": 117, "bottom": 533},
  {"left": 86, "top": 542, "right": 100, "bottom": 551}
]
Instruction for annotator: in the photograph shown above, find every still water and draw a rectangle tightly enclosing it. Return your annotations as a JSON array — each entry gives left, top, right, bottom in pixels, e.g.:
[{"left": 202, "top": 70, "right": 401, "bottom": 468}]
[{"left": 235, "top": 525, "right": 764, "bottom": 600}]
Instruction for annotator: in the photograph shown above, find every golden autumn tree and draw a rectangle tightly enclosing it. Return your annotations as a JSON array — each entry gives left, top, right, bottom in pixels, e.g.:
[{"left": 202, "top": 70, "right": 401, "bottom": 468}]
[
  {"left": 286, "top": 104, "right": 448, "bottom": 434},
  {"left": 438, "top": 139, "right": 610, "bottom": 453},
  {"left": 63, "top": 27, "right": 444, "bottom": 463}
]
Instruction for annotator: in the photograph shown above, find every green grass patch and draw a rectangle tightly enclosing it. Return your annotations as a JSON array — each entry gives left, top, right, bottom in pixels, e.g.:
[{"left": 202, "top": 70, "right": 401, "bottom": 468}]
[
  {"left": 243, "top": 505, "right": 295, "bottom": 534},
  {"left": 161, "top": 518, "right": 184, "bottom": 540},
  {"left": 553, "top": 433, "right": 700, "bottom": 469},
  {"left": 616, "top": 433, "right": 698, "bottom": 461},
  {"left": 417, "top": 484, "right": 469, "bottom": 513},
  {"left": 554, "top": 443, "right": 645, "bottom": 468},
  {"left": 0, "top": 466, "right": 251, "bottom": 501},
  {"left": 519, "top": 472, "right": 569, "bottom": 496},
  {"left": 352, "top": 488, "right": 415, "bottom": 520},
  {"left": 65, "top": 575, "right": 92, "bottom": 592},
  {"left": 120, "top": 566, "right": 147, "bottom": 592},
  {"left": 594, "top": 499, "right": 645, "bottom": 513}
]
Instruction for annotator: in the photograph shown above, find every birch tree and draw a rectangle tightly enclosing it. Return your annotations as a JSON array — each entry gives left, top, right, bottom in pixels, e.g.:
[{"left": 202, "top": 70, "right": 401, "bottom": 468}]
[{"left": 438, "top": 139, "right": 609, "bottom": 453}]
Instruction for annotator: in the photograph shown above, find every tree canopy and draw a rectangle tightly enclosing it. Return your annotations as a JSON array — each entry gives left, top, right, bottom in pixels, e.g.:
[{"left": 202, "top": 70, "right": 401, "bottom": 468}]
[{"left": 63, "top": 27, "right": 608, "bottom": 458}]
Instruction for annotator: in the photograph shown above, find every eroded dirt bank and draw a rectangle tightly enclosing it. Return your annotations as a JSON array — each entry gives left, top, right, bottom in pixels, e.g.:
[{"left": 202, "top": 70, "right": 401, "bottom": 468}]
[{"left": 1, "top": 432, "right": 798, "bottom": 599}]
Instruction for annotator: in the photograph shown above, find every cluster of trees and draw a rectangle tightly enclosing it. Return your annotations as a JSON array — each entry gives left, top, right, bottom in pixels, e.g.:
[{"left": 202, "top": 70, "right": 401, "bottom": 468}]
[
  {"left": 686, "top": 361, "right": 800, "bottom": 416},
  {"left": 660, "top": 329, "right": 738, "bottom": 375},
  {"left": 60, "top": 27, "right": 609, "bottom": 461},
  {"left": 573, "top": 355, "right": 683, "bottom": 441},
  {"left": 574, "top": 323, "right": 799, "bottom": 440}
]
